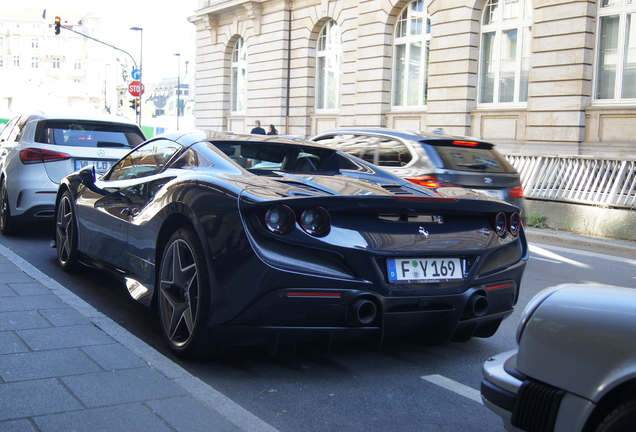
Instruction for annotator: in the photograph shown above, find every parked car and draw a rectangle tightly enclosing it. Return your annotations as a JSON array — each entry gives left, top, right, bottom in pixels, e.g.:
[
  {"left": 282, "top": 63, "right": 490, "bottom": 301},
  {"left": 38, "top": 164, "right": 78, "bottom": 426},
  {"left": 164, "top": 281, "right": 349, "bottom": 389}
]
[
  {"left": 0, "top": 111, "right": 145, "bottom": 235},
  {"left": 311, "top": 128, "right": 525, "bottom": 213},
  {"left": 53, "top": 130, "right": 527, "bottom": 359},
  {"left": 481, "top": 284, "right": 636, "bottom": 432}
]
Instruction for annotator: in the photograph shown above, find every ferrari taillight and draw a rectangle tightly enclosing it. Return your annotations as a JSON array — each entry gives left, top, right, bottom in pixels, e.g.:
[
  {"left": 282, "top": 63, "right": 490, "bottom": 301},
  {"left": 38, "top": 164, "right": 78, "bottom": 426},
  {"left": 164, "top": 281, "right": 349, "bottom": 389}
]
[
  {"left": 300, "top": 206, "right": 331, "bottom": 237},
  {"left": 19, "top": 148, "right": 71, "bottom": 164},
  {"left": 490, "top": 211, "right": 521, "bottom": 237},
  {"left": 509, "top": 212, "right": 521, "bottom": 236},
  {"left": 264, "top": 205, "right": 295, "bottom": 235},
  {"left": 264, "top": 205, "right": 332, "bottom": 237},
  {"left": 493, "top": 212, "right": 507, "bottom": 237}
]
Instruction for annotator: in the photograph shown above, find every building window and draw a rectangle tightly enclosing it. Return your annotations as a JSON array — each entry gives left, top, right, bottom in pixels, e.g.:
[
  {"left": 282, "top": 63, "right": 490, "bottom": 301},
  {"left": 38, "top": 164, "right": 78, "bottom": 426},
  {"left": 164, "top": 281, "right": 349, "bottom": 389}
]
[
  {"left": 52, "top": 57, "right": 60, "bottom": 69},
  {"left": 393, "top": 0, "right": 431, "bottom": 107},
  {"left": 13, "top": 56, "right": 20, "bottom": 67},
  {"left": 479, "top": 0, "right": 532, "bottom": 104},
  {"left": 595, "top": 0, "right": 636, "bottom": 100},
  {"left": 231, "top": 38, "right": 247, "bottom": 113},
  {"left": 316, "top": 20, "right": 341, "bottom": 110},
  {"left": 31, "top": 38, "right": 39, "bottom": 49},
  {"left": 31, "top": 56, "right": 38, "bottom": 68},
  {"left": 74, "top": 58, "right": 82, "bottom": 70}
]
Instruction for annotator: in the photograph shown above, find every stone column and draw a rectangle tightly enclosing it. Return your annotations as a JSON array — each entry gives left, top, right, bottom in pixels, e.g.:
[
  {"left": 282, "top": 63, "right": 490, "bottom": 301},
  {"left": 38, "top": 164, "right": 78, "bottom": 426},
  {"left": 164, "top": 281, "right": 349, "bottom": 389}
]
[{"left": 525, "top": 0, "right": 596, "bottom": 155}]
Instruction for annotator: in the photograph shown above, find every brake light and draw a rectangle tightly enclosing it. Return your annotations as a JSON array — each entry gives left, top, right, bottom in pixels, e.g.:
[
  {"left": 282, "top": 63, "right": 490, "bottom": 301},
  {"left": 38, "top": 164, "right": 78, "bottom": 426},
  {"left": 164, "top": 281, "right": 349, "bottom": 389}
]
[
  {"left": 510, "top": 184, "right": 524, "bottom": 198},
  {"left": 406, "top": 175, "right": 458, "bottom": 188},
  {"left": 19, "top": 148, "right": 71, "bottom": 165},
  {"left": 452, "top": 140, "right": 480, "bottom": 147}
]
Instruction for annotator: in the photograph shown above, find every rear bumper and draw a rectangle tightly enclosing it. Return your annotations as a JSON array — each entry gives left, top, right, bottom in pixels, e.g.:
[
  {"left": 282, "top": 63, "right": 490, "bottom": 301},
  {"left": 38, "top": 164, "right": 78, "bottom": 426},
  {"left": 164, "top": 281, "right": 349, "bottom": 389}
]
[{"left": 211, "top": 280, "right": 519, "bottom": 346}]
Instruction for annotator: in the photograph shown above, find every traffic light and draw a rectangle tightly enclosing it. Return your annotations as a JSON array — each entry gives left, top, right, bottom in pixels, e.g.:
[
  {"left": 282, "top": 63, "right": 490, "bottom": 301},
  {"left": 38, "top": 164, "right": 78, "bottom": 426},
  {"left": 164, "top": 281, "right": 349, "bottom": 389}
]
[
  {"left": 54, "top": 16, "right": 61, "bottom": 35},
  {"left": 129, "top": 99, "right": 140, "bottom": 114}
]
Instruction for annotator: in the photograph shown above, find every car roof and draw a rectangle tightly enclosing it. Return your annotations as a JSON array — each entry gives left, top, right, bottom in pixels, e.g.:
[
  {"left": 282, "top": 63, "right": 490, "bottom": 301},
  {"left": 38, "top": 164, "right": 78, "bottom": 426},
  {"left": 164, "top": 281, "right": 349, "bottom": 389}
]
[
  {"left": 20, "top": 110, "right": 139, "bottom": 126},
  {"left": 314, "top": 127, "right": 492, "bottom": 145}
]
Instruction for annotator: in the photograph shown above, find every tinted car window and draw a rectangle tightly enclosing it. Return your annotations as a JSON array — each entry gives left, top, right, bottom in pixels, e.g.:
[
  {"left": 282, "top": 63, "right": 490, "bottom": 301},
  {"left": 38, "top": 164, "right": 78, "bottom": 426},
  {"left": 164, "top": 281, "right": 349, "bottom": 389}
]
[
  {"left": 108, "top": 139, "right": 182, "bottom": 181},
  {"left": 378, "top": 139, "right": 412, "bottom": 167},
  {"left": 432, "top": 145, "right": 517, "bottom": 173},
  {"left": 35, "top": 120, "right": 144, "bottom": 148},
  {"left": 212, "top": 141, "right": 338, "bottom": 173}
]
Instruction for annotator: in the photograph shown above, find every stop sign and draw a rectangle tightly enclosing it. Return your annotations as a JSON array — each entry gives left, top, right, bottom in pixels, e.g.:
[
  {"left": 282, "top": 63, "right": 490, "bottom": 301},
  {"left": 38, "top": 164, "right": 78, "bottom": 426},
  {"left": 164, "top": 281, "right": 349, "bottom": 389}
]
[{"left": 128, "top": 80, "right": 145, "bottom": 97}]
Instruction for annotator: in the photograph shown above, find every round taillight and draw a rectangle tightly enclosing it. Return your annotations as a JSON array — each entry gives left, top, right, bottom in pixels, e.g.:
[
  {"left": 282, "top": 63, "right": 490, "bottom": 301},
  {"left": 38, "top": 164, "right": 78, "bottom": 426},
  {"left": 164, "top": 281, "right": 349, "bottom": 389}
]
[
  {"left": 509, "top": 212, "right": 521, "bottom": 236},
  {"left": 264, "top": 205, "right": 295, "bottom": 235},
  {"left": 493, "top": 212, "right": 507, "bottom": 237},
  {"left": 300, "top": 206, "right": 331, "bottom": 237}
]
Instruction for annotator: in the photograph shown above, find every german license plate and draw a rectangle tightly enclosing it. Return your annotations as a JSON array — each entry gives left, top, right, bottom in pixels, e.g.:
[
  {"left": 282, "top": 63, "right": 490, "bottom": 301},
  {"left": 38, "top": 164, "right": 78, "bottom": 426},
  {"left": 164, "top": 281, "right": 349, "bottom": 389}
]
[
  {"left": 75, "top": 160, "right": 116, "bottom": 173},
  {"left": 387, "top": 258, "right": 463, "bottom": 283},
  {"left": 479, "top": 189, "right": 505, "bottom": 200}
]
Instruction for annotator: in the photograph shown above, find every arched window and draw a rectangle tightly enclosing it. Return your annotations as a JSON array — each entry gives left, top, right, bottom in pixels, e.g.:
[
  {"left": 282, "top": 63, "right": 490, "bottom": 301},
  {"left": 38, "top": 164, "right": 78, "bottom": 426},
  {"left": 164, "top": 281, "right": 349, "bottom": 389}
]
[
  {"left": 393, "top": 0, "right": 431, "bottom": 107},
  {"left": 231, "top": 38, "right": 247, "bottom": 112},
  {"left": 316, "top": 20, "right": 341, "bottom": 110},
  {"left": 479, "top": 0, "right": 532, "bottom": 104},
  {"left": 595, "top": 0, "right": 636, "bottom": 100}
]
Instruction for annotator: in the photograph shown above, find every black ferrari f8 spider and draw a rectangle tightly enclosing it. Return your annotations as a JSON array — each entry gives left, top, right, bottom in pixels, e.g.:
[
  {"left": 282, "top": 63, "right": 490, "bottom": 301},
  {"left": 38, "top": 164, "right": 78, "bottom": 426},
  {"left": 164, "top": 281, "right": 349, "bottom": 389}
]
[{"left": 53, "top": 130, "right": 527, "bottom": 358}]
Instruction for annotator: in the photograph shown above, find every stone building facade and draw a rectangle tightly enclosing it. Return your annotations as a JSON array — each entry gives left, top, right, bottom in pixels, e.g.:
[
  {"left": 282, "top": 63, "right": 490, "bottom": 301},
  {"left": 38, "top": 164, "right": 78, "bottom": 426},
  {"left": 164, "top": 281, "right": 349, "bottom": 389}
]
[{"left": 189, "top": 0, "right": 636, "bottom": 158}]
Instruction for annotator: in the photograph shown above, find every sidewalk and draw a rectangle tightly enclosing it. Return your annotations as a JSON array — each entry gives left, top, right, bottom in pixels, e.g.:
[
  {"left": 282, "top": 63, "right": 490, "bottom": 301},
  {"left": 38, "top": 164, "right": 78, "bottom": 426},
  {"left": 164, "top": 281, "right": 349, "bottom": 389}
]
[
  {"left": 0, "top": 244, "right": 279, "bottom": 432},
  {"left": 0, "top": 230, "right": 633, "bottom": 432}
]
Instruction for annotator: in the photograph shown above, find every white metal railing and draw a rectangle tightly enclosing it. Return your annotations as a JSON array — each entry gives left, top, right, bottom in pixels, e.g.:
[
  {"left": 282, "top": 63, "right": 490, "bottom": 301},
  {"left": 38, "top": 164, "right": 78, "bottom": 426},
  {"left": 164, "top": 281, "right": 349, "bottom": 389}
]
[{"left": 505, "top": 155, "right": 636, "bottom": 209}]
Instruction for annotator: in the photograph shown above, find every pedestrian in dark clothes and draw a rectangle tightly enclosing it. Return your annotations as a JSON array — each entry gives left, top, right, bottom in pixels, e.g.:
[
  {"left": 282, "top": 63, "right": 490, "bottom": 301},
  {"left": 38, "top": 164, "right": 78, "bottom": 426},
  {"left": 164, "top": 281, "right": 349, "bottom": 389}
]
[
  {"left": 251, "top": 120, "right": 266, "bottom": 135},
  {"left": 267, "top": 125, "right": 278, "bottom": 135}
]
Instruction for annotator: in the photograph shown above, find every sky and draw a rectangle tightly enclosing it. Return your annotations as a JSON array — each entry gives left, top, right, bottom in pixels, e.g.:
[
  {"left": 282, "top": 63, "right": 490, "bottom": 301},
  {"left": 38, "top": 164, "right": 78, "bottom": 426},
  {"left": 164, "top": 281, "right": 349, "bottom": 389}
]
[{"left": 23, "top": 0, "right": 198, "bottom": 84}]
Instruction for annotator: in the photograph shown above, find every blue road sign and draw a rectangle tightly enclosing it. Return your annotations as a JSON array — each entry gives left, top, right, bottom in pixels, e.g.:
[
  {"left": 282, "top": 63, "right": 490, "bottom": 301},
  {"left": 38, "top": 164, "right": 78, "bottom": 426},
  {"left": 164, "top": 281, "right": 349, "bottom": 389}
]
[{"left": 131, "top": 68, "right": 141, "bottom": 80}]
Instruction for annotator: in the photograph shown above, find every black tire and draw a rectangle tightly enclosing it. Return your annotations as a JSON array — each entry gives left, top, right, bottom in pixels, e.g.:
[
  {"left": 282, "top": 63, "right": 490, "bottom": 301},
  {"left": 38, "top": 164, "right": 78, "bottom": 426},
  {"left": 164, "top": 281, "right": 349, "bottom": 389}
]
[
  {"left": 0, "top": 179, "right": 23, "bottom": 236},
  {"left": 55, "top": 191, "right": 80, "bottom": 271},
  {"left": 158, "top": 227, "right": 228, "bottom": 359},
  {"left": 595, "top": 400, "right": 636, "bottom": 432}
]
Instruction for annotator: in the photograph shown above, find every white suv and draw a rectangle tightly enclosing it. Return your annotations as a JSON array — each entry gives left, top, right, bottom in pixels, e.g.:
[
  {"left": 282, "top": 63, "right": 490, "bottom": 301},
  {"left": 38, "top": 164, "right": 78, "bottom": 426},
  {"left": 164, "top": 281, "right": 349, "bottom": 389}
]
[{"left": 0, "top": 111, "right": 145, "bottom": 235}]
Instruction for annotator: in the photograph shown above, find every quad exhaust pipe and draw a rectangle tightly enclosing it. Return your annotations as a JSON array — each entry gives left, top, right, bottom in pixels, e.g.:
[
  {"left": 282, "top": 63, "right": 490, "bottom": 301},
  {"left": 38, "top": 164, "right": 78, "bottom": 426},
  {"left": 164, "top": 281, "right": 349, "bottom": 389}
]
[{"left": 348, "top": 298, "right": 377, "bottom": 325}]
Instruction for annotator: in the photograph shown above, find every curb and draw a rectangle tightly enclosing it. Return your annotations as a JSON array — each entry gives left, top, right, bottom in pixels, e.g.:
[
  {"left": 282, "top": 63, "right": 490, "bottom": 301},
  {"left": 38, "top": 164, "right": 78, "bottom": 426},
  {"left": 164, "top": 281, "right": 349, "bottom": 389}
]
[{"left": 0, "top": 244, "right": 279, "bottom": 432}]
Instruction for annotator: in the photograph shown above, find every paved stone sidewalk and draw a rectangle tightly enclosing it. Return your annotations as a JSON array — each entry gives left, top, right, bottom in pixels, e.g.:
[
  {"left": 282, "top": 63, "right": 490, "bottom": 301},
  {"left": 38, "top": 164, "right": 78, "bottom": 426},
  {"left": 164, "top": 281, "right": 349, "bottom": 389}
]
[{"left": 0, "top": 245, "right": 279, "bottom": 432}]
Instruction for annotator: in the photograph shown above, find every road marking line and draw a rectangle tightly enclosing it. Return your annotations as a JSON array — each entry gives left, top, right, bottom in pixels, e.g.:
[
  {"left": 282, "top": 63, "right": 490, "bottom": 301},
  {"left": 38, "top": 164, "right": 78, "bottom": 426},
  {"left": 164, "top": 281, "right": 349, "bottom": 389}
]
[{"left": 421, "top": 374, "right": 482, "bottom": 404}]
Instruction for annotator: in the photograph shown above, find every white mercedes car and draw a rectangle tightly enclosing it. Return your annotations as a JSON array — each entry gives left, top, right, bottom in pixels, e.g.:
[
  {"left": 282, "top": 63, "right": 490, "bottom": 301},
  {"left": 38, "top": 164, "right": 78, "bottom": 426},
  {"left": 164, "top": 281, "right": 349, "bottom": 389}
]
[
  {"left": 0, "top": 111, "right": 145, "bottom": 235},
  {"left": 481, "top": 283, "right": 636, "bottom": 432}
]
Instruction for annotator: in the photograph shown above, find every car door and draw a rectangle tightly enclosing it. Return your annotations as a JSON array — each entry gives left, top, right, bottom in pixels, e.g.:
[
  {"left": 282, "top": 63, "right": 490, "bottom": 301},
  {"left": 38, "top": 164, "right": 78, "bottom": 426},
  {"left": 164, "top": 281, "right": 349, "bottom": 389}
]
[{"left": 76, "top": 139, "right": 182, "bottom": 272}]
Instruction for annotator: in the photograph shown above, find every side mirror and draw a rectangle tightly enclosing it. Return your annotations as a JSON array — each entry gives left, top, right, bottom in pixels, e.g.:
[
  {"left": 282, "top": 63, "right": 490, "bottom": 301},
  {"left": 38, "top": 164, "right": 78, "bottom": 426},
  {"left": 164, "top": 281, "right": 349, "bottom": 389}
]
[
  {"left": 78, "top": 165, "right": 96, "bottom": 185},
  {"left": 78, "top": 165, "right": 109, "bottom": 194}
]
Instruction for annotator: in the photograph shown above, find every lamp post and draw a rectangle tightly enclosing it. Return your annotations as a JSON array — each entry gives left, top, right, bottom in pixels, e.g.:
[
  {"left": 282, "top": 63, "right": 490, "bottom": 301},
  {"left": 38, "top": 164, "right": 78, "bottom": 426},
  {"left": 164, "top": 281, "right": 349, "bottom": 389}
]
[
  {"left": 174, "top": 53, "right": 180, "bottom": 130},
  {"left": 130, "top": 27, "right": 143, "bottom": 127}
]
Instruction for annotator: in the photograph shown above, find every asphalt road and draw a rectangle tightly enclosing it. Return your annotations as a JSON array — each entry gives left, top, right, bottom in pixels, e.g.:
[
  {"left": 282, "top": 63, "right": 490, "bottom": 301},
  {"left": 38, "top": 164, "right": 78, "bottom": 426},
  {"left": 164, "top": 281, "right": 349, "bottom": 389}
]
[{"left": 2, "top": 223, "right": 635, "bottom": 431}]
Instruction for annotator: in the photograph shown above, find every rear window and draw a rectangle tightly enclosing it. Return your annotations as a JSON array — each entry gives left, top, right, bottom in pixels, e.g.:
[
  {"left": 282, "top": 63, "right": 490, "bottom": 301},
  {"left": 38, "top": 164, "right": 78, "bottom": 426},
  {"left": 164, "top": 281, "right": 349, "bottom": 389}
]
[
  {"left": 35, "top": 120, "right": 145, "bottom": 148},
  {"left": 210, "top": 141, "right": 344, "bottom": 173},
  {"left": 429, "top": 142, "right": 517, "bottom": 174}
]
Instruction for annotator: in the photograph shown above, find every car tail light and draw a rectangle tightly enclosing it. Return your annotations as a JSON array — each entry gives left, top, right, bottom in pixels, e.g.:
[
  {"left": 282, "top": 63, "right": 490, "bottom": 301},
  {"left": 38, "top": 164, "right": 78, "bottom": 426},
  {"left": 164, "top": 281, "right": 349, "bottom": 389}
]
[
  {"left": 451, "top": 140, "right": 480, "bottom": 147},
  {"left": 492, "top": 212, "right": 507, "bottom": 237},
  {"left": 300, "top": 206, "right": 331, "bottom": 237},
  {"left": 264, "top": 205, "right": 295, "bottom": 235},
  {"left": 490, "top": 211, "right": 522, "bottom": 237},
  {"left": 19, "top": 148, "right": 71, "bottom": 165},
  {"left": 510, "top": 184, "right": 524, "bottom": 198},
  {"left": 406, "top": 175, "right": 457, "bottom": 188},
  {"left": 509, "top": 212, "right": 521, "bottom": 236}
]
